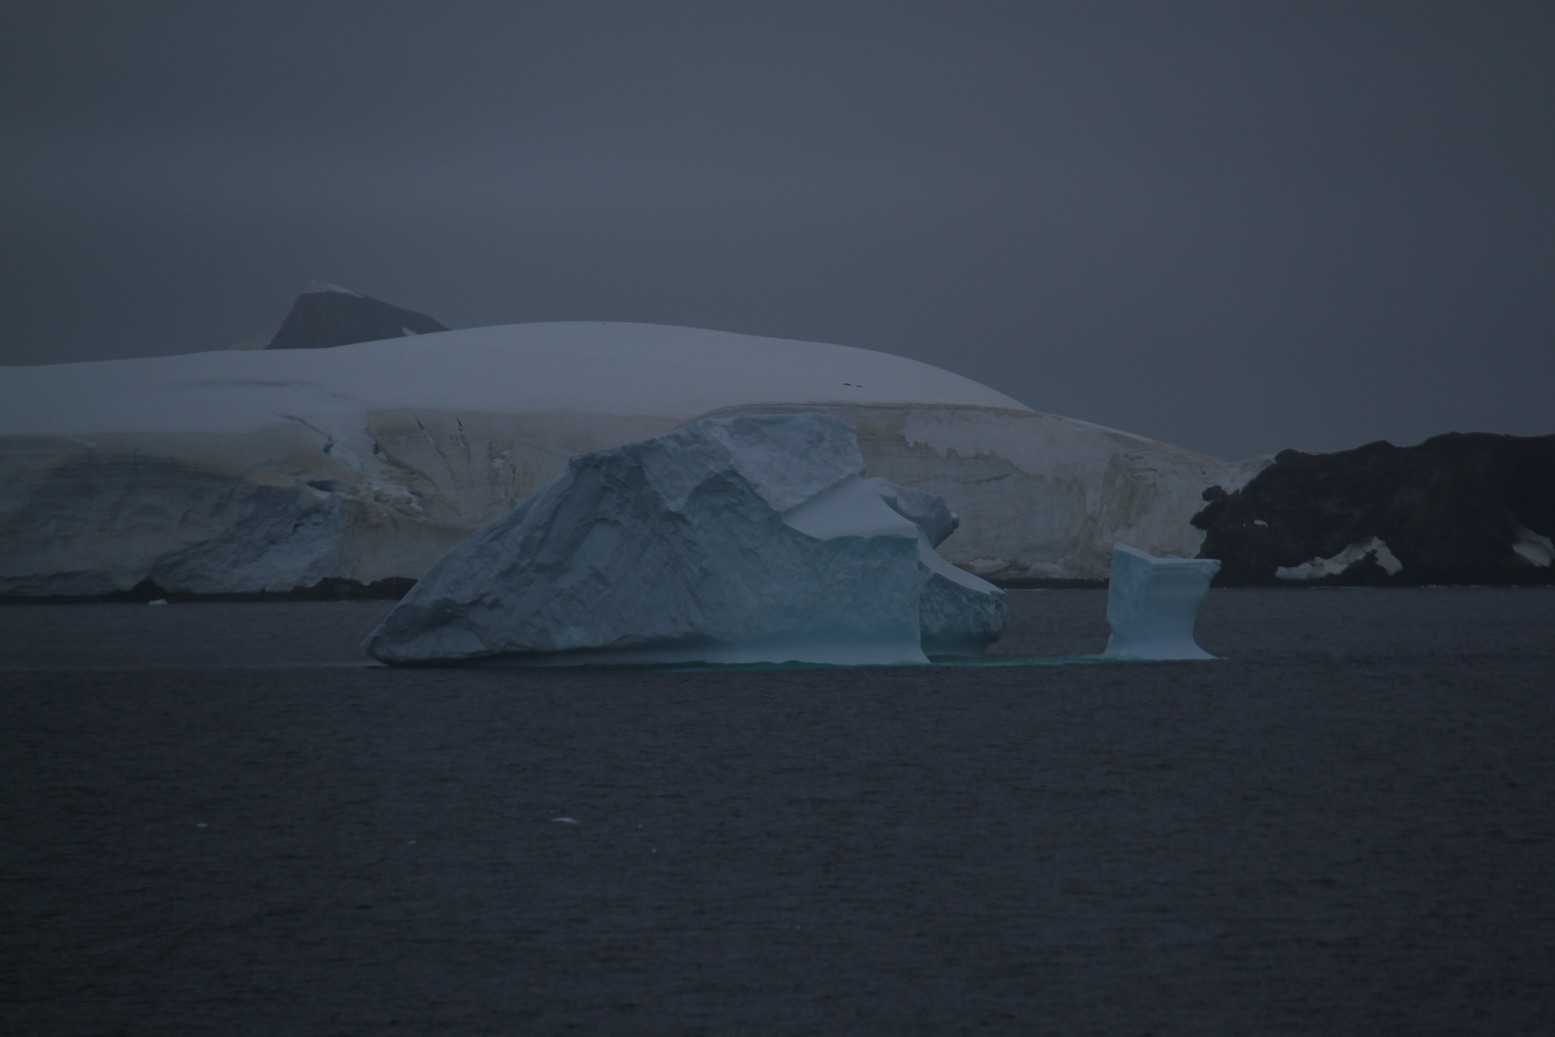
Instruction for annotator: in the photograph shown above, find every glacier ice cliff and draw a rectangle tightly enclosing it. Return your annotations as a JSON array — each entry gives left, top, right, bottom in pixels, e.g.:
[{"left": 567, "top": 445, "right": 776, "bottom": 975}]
[
  {"left": 1102, "top": 544, "right": 1220, "bottom": 661},
  {"left": 0, "top": 321, "right": 1261, "bottom": 597},
  {"left": 364, "top": 414, "right": 1006, "bottom": 666}
]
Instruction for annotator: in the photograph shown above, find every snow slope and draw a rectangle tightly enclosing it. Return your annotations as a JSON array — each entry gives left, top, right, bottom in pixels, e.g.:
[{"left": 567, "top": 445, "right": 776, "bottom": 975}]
[
  {"left": 0, "top": 322, "right": 1259, "bottom": 595},
  {"left": 1, "top": 322, "right": 1027, "bottom": 439}
]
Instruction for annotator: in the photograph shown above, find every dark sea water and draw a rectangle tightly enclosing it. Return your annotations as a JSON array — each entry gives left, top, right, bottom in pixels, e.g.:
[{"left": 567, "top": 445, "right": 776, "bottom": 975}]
[{"left": 3, "top": 589, "right": 1553, "bottom": 1036}]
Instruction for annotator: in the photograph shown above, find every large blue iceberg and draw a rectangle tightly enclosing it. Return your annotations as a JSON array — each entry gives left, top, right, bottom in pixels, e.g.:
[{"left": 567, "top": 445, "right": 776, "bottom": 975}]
[{"left": 366, "top": 413, "right": 1005, "bottom": 666}]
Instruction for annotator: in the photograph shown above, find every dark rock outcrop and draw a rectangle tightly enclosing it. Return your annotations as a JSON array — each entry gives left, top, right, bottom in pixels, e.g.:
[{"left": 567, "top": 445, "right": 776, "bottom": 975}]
[
  {"left": 1193, "top": 433, "right": 1555, "bottom": 585},
  {"left": 266, "top": 281, "right": 447, "bottom": 350}
]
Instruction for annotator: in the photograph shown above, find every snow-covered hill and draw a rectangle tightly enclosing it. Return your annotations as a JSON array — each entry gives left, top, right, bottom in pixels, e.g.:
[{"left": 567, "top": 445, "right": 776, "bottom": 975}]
[{"left": 0, "top": 322, "right": 1260, "bottom": 596}]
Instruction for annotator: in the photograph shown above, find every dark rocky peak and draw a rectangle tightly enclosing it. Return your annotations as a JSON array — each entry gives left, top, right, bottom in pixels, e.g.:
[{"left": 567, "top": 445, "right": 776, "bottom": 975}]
[
  {"left": 265, "top": 281, "right": 448, "bottom": 350},
  {"left": 1194, "top": 432, "right": 1555, "bottom": 585}
]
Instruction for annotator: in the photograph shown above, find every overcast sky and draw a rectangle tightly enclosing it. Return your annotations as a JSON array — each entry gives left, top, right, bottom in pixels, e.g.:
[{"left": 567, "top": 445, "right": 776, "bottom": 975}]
[{"left": 5, "top": 0, "right": 1552, "bottom": 460}]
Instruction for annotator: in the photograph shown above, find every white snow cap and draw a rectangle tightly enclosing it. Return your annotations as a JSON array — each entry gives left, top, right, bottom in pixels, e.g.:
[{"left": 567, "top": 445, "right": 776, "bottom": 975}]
[{"left": 0, "top": 321, "right": 1032, "bottom": 439}]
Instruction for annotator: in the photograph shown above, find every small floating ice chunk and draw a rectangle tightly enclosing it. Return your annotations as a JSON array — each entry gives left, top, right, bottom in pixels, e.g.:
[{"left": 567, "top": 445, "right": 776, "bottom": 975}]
[{"left": 1102, "top": 544, "right": 1220, "bottom": 661}]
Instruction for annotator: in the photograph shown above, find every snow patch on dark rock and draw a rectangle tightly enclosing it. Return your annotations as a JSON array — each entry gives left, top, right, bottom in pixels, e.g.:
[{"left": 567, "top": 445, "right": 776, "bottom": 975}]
[{"left": 1194, "top": 432, "right": 1555, "bottom": 585}]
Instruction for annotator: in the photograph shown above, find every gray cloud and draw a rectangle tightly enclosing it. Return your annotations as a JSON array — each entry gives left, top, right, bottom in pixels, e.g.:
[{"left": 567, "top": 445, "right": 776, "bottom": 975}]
[{"left": 4, "top": 0, "right": 1552, "bottom": 460}]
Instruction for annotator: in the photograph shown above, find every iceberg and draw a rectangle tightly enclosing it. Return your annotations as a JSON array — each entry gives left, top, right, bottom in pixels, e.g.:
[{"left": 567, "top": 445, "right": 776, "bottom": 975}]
[
  {"left": 1102, "top": 544, "right": 1220, "bottom": 661},
  {"left": 365, "top": 413, "right": 1006, "bottom": 666}
]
